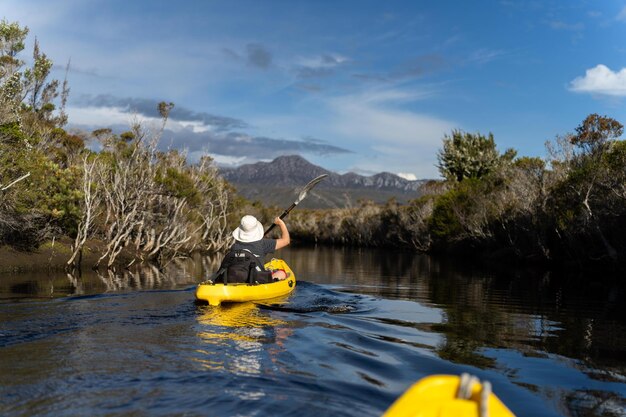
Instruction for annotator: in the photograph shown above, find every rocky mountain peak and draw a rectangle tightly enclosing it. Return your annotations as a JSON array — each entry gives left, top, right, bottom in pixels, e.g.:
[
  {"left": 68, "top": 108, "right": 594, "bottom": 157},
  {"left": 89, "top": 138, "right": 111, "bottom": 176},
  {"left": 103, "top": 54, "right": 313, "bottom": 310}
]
[{"left": 220, "top": 155, "right": 426, "bottom": 192}]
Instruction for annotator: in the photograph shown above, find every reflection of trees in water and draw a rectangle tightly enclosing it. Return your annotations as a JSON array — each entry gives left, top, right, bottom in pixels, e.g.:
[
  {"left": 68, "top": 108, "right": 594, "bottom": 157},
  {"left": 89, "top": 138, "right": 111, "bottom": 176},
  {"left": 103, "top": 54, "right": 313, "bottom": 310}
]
[
  {"left": 286, "top": 246, "right": 626, "bottom": 415},
  {"left": 285, "top": 245, "right": 433, "bottom": 301},
  {"left": 523, "top": 272, "right": 626, "bottom": 374},
  {"left": 89, "top": 254, "right": 223, "bottom": 292},
  {"left": 1, "top": 254, "right": 223, "bottom": 298},
  {"left": 94, "top": 264, "right": 171, "bottom": 291},
  {"left": 66, "top": 272, "right": 84, "bottom": 295},
  {"left": 421, "top": 261, "right": 625, "bottom": 381},
  {"left": 287, "top": 246, "right": 625, "bottom": 375}
]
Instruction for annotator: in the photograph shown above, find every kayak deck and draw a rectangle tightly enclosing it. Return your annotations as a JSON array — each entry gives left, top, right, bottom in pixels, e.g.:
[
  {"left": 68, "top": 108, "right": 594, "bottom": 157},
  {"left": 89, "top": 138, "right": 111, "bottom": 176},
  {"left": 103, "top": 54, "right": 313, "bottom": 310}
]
[
  {"left": 195, "top": 258, "right": 296, "bottom": 306},
  {"left": 383, "top": 374, "right": 515, "bottom": 417}
]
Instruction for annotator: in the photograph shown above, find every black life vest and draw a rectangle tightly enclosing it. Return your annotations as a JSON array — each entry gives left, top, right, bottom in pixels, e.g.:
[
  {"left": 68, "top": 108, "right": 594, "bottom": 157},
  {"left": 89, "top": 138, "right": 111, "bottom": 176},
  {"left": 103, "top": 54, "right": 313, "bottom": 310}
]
[{"left": 214, "top": 249, "right": 272, "bottom": 284}]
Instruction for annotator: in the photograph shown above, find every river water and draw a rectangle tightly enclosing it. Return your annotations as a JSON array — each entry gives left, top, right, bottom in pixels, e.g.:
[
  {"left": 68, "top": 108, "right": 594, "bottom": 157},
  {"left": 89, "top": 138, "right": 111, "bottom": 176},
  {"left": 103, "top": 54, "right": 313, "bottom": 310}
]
[{"left": 0, "top": 246, "right": 624, "bottom": 417}]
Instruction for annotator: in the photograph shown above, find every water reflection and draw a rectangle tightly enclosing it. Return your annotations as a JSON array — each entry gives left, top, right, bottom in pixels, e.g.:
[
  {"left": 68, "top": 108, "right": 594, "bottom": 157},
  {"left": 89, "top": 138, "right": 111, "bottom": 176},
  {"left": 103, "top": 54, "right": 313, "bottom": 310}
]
[
  {"left": 281, "top": 245, "right": 626, "bottom": 415},
  {"left": 1, "top": 245, "right": 624, "bottom": 416},
  {"left": 197, "top": 302, "right": 286, "bottom": 329},
  {"left": 194, "top": 301, "right": 293, "bottom": 383},
  {"left": 282, "top": 246, "right": 625, "bottom": 372},
  {"left": 0, "top": 253, "right": 222, "bottom": 299}
]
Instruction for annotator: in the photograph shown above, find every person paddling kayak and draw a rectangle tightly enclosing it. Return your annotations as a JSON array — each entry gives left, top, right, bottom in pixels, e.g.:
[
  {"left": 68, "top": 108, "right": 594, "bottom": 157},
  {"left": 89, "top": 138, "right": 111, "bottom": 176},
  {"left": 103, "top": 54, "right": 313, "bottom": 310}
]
[
  {"left": 197, "top": 176, "right": 326, "bottom": 304},
  {"left": 219, "top": 215, "right": 290, "bottom": 282}
]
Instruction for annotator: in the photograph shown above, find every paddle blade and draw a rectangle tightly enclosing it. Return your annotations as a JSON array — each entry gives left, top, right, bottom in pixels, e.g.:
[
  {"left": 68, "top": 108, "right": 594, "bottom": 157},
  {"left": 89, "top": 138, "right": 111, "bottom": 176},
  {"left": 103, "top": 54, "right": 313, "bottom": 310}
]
[{"left": 297, "top": 174, "right": 329, "bottom": 203}]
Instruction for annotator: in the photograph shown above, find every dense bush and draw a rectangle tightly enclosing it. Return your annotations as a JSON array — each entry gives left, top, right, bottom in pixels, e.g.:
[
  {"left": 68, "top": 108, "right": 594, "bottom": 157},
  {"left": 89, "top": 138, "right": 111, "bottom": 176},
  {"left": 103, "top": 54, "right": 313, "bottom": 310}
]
[
  {"left": 0, "top": 20, "right": 235, "bottom": 268},
  {"left": 437, "top": 130, "right": 516, "bottom": 182}
]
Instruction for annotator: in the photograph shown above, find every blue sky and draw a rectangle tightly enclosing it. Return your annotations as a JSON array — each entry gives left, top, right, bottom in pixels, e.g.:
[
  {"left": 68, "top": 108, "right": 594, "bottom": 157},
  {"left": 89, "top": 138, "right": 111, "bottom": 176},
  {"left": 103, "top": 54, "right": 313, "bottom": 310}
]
[{"left": 4, "top": 1, "right": 626, "bottom": 179}]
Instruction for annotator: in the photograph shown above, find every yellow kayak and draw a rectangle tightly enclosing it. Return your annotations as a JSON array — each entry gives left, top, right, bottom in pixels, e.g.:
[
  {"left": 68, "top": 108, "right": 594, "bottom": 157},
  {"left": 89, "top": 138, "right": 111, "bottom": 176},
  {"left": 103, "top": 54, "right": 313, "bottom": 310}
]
[
  {"left": 383, "top": 374, "right": 515, "bottom": 417},
  {"left": 195, "top": 259, "right": 296, "bottom": 306}
]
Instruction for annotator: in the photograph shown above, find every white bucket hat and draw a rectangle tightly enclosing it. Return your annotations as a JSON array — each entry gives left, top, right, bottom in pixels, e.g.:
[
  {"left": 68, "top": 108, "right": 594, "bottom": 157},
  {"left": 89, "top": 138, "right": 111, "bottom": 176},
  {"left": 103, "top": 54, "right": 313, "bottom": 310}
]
[{"left": 232, "top": 215, "right": 264, "bottom": 242}]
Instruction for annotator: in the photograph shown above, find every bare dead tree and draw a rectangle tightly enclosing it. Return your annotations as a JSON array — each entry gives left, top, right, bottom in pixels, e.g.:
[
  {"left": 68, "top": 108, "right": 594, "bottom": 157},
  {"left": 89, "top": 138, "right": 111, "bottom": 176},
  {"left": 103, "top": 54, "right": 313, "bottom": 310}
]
[
  {"left": 95, "top": 123, "right": 153, "bottom": 268},
  {"left": 67, "top": 155, "right": 100, "bottom": 267},
  {"left": 401, "top": 198, "right": 434, "bottom": 251},
  {"left": 87, "top": 103, "right": 232, "bottom": 268},
  {"left": 136, "top": 153, "right": 232, "bottom": 262},
  {"left": 136, "top": 194, "right": 191, "bottom": 265},
  {"left": 190, "top": 157, "right": 231, "bottom": 252},
  {"left": 127, "top": 148, "right": 189, "bottom": 264}
]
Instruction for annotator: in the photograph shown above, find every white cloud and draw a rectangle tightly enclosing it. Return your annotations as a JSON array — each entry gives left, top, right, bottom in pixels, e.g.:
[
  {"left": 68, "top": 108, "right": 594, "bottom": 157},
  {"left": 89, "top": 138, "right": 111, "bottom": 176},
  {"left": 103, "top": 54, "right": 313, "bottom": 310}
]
[
  {"left": 67, "top": 105, "right": 217, "bottom": 134},
  {"left": 329, "top": 89, "right": 453, "bottom": 147},
  {"left": 67, "top": 106, "right": 145, "bottom": 127},
  {"left": 618, "top": 6, "right": 626, "bottom": 21},
  {"left": 177, "top": 121, "right": 212, "bottom": 133},
  {"left": 67, "top": 106, "right": 180, "bottom": 132},
  {"left": 327, "top": 88, "right": 455, "bottom": 178},
  {"left": 356, "top": 88, "right": 434, "bottom": 105},
  {"left": 204, "top": 154, "right": 247, "bottom": 166},
  {"left": 569, "top": 64, "right": 626, "bottom": 96},
  {"left": 397, "top": 172, "right": 417, "bottom": 180}
]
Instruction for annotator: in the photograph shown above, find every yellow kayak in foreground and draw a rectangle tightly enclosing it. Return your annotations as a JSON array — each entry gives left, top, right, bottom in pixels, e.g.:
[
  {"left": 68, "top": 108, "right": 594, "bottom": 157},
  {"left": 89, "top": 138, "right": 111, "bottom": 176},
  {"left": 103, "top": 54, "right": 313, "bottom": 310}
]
[
  {"left": 195, "top": 259, "right": 296, "bottom": 306},
  {"left": 383, "top": 374, "right": 515, "bottom": 417}
]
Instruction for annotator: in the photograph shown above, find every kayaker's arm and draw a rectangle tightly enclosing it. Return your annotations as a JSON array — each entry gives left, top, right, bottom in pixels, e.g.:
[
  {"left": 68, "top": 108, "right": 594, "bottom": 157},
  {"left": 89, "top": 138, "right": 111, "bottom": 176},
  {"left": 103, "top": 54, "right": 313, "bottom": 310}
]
[{"left": 274, "top": 217, "right": 290, "bottom": 250}]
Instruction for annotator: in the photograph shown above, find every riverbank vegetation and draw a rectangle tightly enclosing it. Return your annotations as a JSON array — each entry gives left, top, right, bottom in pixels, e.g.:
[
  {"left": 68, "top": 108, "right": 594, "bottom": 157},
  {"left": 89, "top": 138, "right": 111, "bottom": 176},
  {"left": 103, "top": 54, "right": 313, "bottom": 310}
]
[
  {"left": 285, "top": 115, "right": 626, "bottom": 269},
  {"left": 0, "top": 20, "right": 236, "bottom": 270}
]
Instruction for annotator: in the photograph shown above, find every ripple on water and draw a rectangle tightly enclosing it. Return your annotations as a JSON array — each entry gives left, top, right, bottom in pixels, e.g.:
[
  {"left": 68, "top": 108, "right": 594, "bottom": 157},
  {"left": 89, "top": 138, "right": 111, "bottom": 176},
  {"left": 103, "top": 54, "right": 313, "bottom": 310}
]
[{"left": 1, "top": 250, "right": 625, "bottom": 417}]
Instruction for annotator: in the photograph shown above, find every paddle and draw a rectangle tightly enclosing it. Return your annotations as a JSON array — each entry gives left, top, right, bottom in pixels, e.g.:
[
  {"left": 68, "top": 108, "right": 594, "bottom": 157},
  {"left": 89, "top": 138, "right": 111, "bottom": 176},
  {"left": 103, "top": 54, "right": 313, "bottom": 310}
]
[{"left": 263, "top": 174, "right": 329, "bottom": 236}]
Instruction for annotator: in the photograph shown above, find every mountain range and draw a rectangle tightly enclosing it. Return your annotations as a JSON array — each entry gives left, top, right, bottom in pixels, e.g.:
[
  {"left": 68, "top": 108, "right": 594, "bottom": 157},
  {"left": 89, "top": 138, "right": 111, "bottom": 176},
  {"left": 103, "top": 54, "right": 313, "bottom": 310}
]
[{"left": 219, "top": 155, "right": 429, "bottom": 209}]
